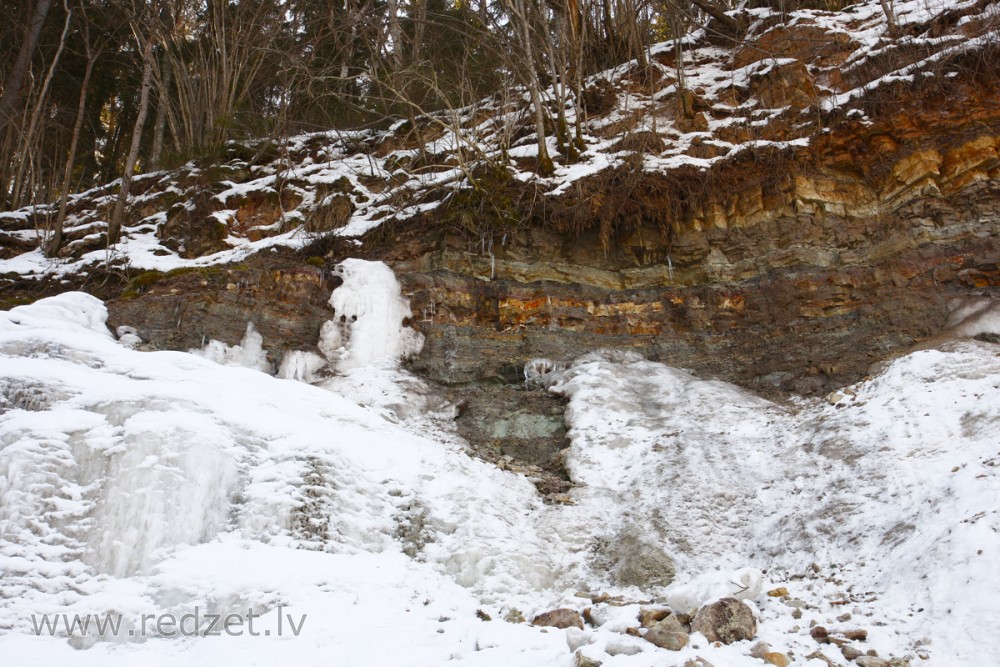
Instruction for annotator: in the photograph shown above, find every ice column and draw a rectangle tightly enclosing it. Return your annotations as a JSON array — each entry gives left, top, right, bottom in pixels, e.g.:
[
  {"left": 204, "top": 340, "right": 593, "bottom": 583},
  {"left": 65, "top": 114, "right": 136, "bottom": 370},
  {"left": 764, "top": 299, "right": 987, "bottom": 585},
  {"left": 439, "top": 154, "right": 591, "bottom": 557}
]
[{"left": 319, "top": 259, "right": 424, "bottom": 370}]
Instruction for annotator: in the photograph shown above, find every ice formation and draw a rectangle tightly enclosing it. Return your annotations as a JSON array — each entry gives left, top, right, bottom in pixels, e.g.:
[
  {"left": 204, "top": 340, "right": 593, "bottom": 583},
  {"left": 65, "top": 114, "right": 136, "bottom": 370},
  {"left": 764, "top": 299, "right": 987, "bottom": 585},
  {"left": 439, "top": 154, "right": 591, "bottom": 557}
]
[
  {"left": 277, "top": 350, "right": 329, "bottom": 382},
  {"left": 190, "top": 260, "right": 423, "bottom": 381},
  {"left": 191, "top": 321, "right": 274, "bottom": 373},
  {"left": 321, "top": 258, "right": 424, "bottom": 370},
  {"left": 523, "top": 358, "right": 566, "bottom": 390}
]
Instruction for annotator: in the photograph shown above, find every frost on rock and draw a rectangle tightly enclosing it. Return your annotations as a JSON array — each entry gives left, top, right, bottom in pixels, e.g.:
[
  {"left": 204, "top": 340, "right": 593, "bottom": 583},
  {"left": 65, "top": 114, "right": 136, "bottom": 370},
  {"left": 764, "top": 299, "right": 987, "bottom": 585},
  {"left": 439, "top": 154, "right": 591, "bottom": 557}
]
[
  {"left": 946, "top": 296, "right": 1000, "bottom": 339},
  {"left": 191, "top": 321, "right": 274, "bottom": 373},
  {"left": 592, "top": 525, "right": 677, "bottom": 589},
  {"left": 524, "top": 358, "right": 566, "bottom": 390},
  {"left": 320, "top": 258, "right": 424, "bottom": 370},
  {"left": 115, "top": 325, "right": 143, "bottom": 348}
]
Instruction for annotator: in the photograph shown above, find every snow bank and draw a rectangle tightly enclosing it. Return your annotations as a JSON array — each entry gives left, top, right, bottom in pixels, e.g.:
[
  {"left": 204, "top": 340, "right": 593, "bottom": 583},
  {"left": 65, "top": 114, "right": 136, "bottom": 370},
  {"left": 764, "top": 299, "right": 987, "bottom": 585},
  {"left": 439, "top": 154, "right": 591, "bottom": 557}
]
[
  {"left": 0, "top": 291, "right": 564, "bottom": 663},
  {"left": 1, "top": 292, "right": 112, "bottom": 338}
]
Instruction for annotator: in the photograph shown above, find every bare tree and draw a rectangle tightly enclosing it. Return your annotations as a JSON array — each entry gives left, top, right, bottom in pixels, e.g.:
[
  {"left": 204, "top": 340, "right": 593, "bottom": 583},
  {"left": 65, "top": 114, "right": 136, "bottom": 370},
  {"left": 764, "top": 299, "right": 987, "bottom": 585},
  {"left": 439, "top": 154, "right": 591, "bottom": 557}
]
[
  {"left": 0, "top": 0, "right": 54, "bottom": 141},
  {"left": 504, "top": 0, "right": 556, "bottom": 175},
  {"left": 880, "top": 0, "right": 898, "bottom": 37},
  {"left": 108, "top": 3, "right": 158, "bottom": 245},
  {"left": 48, "top": 0, "right": 99, "bottom": 256},
  {"left": 8, "top": 0, "right": 73, "bottom": 209}
]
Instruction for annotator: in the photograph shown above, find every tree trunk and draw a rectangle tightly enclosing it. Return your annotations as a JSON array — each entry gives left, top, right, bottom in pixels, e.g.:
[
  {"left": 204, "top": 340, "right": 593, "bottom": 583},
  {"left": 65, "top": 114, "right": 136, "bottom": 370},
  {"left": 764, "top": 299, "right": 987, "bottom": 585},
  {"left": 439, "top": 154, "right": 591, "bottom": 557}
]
[
  {"left": 686, "top": 0, "right": 744, "bottom": 38},
  {"left": 386, "top": 0, "right": 402, "bottom": 69},
  {"left": 48, "top": 46, "right": 95, "bottom": 257},
  {"left": 108, "top": 31, "right": 156, "bottom": 245},
  {"left": 506, "top": 0, "right": 554, "bottom": 175},
  {"left": 48, "top": 0, "right": 95, "bottom": 256},
  {"left": 150, "top": 53, "right": 171, "bottom": 169},
  {"left": 10, "top": 0, "right": 72, "bottom": 209},
  {"left": 0, "top": 0, "right": 53, "bottom": 140},
  {"left": 879, "top": 0, "right": 898, "bottom": 37}
]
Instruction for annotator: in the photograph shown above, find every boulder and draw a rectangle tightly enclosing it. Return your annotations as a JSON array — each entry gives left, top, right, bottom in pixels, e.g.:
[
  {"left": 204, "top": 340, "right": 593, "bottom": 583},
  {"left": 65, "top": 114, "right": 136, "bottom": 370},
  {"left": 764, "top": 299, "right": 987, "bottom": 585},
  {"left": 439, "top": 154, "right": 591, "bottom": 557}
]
[
  {"left": 765, "top": 652, "right": 791, "bottom": 667},
  {"left": 602, "top": 526, "right": 676, "bottom": 589},
  {"left": 691, "top": 597, "right": 756, "bottom": 644},
  {"left": 855, "top": 657, "right": 889, "bottom": 667},
  {"left": 532, "top": 608, "right": 584, "bottom": 630},
  {"left": 643, "top": 615, "right": 689, "bottom": 651},
  {"left": 574, "top": 651, "right": 603, "bottom": 667}
]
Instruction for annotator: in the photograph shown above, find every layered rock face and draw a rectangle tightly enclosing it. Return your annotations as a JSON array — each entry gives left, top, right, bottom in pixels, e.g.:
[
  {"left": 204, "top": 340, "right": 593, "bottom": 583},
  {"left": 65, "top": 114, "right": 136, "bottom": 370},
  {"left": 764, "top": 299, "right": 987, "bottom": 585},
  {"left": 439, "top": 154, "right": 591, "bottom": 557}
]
[
  {"left": 100, "top": 87, "right": 1000, "bottom": 398},
  {"left": 388, "top": 120, "right": 1000, "bottom": 395},
  {"left": 109, "top": 264, "right": 336, "bottom": 353},
  {"left": 0, "top": 3, "right": 988, "bottom": 402}
]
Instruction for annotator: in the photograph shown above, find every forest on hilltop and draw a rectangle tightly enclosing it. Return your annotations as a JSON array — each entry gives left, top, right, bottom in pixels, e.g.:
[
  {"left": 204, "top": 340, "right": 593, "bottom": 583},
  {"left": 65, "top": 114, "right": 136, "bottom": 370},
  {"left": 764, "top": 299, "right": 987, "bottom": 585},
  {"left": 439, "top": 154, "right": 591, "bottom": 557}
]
[{"left": 1, "top": 0, "right": 895, "bottom": 213}]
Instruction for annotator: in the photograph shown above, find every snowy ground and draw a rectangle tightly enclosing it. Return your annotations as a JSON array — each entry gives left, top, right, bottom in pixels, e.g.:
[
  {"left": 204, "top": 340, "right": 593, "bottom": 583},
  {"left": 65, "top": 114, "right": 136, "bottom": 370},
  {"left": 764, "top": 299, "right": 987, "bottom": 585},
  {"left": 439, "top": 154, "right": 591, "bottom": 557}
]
[{"left": 1, "top": 260, "right": 998, "bottom": 666}]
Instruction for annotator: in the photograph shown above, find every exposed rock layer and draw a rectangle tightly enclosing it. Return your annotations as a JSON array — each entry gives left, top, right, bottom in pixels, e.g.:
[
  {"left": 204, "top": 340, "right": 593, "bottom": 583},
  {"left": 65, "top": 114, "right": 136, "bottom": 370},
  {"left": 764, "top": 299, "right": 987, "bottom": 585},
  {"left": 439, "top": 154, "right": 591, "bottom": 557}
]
[{"left": 383, "top": 115, "right": 1000, "bottom": 395}]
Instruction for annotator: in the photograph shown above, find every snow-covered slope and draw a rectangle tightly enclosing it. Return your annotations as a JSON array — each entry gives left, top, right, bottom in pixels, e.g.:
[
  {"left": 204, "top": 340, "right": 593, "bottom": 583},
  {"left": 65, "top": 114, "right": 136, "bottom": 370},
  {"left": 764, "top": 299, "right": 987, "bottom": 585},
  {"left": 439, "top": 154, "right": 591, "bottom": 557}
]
[
  {"left": 3, "top": 0, "right": 997, "bottom": 280},
  {"left": 1, "top": 262, "right": 998, "bottom": 665}
]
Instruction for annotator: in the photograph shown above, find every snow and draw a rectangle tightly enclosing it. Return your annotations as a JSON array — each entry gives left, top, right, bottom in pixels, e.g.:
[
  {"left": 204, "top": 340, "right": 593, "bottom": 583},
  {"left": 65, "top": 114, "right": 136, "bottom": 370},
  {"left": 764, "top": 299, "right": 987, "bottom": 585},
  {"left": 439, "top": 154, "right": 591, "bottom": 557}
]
[{"left": 2, "top": 271, "right": 999, "bottom": 664}]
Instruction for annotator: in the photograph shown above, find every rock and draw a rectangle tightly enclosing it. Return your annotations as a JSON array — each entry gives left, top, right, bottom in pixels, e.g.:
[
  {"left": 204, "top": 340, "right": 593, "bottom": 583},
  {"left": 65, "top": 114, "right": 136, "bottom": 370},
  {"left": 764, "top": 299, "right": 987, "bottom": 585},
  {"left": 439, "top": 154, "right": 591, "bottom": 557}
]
[
  {"left": 810, "top": 625, "right": 829, "bottom": 642},
  {"left": 684, "top": 658, "right": 715, "bottom": 667},
  {"left": 505, "top": 608, "right": 526, "bottom": 624},
  {"left": 842, "top": 645, "right": 863, "bottom": 660},
  {"left": 532, "top": 608, "right": 584, "bottom": 630},
  {"left": 764, "top": 653, "right": 791, "bottom": 667},
  {"left": 843, "top": 628, "right": 868, "bottom": 641},
  {"left": 750, "top": 641, "right": 771, "bottom": 658},
  {"left": 305, "top": 194, "right": 354, "bottom": 233},
  {"left": 644, "top": 615, "right": 689, "bottom": 651},
  {"left": 605, "top": 640, "right": 643, "bottom": 656},
  {"left": 691, "top": 598, "right": 757, "bottom": 644},
  {"left": 638, "top": 608, "right": 672, "bottom": 627},
  {"left": 573, "top": 650, "right": 603, "bottom": 667},
  {"left": 601, "top": 526, "right": 676, "bottom": 589},
  {"left": 767, "top": 587, "right": 789, "bottom": 597},
  {"left": 805, "top": 650, "right": 838, "bottom": 667},
  {"left": 792, "top": 609, "right": 803, "bottom": 620},
  {"left": 856, "top": 657, "right": 890, "bottom": 667}
]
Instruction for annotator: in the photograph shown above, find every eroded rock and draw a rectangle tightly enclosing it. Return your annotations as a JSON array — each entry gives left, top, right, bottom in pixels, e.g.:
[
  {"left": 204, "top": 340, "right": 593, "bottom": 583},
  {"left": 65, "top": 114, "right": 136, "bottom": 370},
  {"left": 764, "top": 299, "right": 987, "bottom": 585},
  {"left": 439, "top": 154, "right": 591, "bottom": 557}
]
[
  {"left": 643, "top": 615, "right": 688, "bottom": 651},
  {"left": 691, "top": 597, "right": 757, "bottom": 644},
  {"left": 532, "top": 608, "right": 584, "bottom": 630}
]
